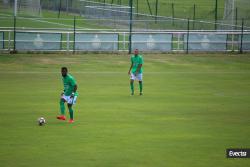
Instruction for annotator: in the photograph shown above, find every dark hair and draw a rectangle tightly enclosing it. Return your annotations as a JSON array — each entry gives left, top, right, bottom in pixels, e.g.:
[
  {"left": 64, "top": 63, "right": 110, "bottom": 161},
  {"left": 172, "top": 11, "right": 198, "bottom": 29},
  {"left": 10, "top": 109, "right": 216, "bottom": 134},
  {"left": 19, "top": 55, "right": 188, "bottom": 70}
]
[{"left": 61, "top": 67, "right": 68, "bottom": 71}]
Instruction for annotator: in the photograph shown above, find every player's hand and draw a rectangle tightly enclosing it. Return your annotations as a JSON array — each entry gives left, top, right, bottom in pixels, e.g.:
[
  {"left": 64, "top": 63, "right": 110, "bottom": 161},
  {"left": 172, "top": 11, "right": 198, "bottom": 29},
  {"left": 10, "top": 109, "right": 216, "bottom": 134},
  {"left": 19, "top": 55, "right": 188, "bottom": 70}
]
[
  {"left": 70, "top": 93, "right": 75, "bottom": 98},
  {"left": 61, "top": 92, "right": 64, "bottom": 96},
  {"left": 128, "top": 71, "right": 130, "bottom": 75}
]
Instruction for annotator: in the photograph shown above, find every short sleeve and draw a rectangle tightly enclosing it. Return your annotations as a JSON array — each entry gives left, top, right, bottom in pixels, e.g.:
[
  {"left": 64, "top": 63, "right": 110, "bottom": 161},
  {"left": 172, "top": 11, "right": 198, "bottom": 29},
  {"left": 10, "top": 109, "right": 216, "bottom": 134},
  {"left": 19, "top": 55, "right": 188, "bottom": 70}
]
[
  {"left": 70, "top": 77, "right": 77, "bottom": 86},
  {"left": 139, "top": 56, "right": 144, "bottom": 64}
]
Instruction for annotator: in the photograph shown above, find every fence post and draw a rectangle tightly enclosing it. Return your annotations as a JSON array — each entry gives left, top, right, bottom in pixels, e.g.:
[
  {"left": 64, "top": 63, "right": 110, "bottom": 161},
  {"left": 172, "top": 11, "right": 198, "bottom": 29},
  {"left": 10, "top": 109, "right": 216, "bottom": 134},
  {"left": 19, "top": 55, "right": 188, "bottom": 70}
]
[
  {"left": 136, "top": 0, "right": 138, "bottom": 16},
  {"left": 123, "top": 32, "right": 126, "bottom": 50},
  {"left": 67, "top": 32, "right": 70, "bottom": 52},
  {"left": 146, "top": 0, "right": 153, "bottom": 16},
  {"left": 177, "top": 33, "right": 180, "bottom": 51},
  {"left": 193, "top": 4, "right": 196, "bottom": 30},
  {"left": 240, "top": 19, "right": 244, "bottom": 54},
  {"left": 8, "top": 31, "right": 11, "bottom": 51},
  {"left": 58, "top": 0, "right": 62, "bottom": 18},
  {"left": 186, "top": 18, "right": 190, "bottom": 54},
  {"left": 172, "top": 3, "right": 174, "bottom": 26},
  {"left": 14, "top": 0, "right": 17, "bottom": 17},
  {"left": 73, "top": 17, "right": 76, "bottom": 54},
  {"left": 235, "top": 7, "right": 238, "bottom": 30},
  {"left": 155, "top": 0, "right": 159, "bottom": 23},
  {"left": 214, "top": 0, "right": 218, "bottom": 30},
  {"left": 129, "top": 0, "right": 133, "bottom": 54},
  {"left": 13, "top": 16, "right": 16, "bottom": 52}
]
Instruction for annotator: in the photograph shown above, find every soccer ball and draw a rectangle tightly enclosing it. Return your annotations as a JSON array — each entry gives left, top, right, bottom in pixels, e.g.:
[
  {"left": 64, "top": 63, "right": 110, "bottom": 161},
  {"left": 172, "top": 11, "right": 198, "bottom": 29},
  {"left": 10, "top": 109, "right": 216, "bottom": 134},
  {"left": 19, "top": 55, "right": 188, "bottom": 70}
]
[{"left": 38, "top": 117, "right": 46, "bottom": 126}]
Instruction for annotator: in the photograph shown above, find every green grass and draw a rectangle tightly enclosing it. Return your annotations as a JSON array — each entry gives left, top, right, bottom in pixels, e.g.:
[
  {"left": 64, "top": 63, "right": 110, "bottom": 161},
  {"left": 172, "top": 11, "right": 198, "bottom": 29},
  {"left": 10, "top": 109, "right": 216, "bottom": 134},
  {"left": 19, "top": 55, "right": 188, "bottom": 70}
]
[
  {"left": 0, "top": 53, "right": 250, "bottom": 167},
  {"left": 1, "top": 0, "right": 250, "bottom": 30},
  {"left": 38, "top": 0, "right": 225, "bottom": 19},
  {"left": 0, "top": 10, "right": 108, "bottom": 29}
]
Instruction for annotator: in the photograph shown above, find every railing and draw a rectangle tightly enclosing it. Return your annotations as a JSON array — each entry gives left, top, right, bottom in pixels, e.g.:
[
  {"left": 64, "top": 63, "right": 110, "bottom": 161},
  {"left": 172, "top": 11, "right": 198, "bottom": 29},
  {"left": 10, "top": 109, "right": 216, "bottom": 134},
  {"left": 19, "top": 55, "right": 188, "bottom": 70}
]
[{"left": 0, "top": 28, "right": 250, "bottom": 53}]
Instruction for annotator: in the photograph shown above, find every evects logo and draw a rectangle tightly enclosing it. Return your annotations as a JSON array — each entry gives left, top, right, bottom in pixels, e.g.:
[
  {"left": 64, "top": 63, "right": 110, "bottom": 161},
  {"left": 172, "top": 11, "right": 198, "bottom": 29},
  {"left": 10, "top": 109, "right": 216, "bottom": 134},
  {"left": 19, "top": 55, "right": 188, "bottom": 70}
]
[
  {"left": 146, "top": 35, "right": 155, "bottom": 49},
  {"left": 226, "top": 149, "right": 250, "bottom": 158},
  {"left": 229, "top": 151, "right": 247, "bottom": 157},
  {"left": 34, "top": 34, "right": 44, "bottom": 48},
  {"left": 92, "top": 34, "right": 101, "bottom": 49}
]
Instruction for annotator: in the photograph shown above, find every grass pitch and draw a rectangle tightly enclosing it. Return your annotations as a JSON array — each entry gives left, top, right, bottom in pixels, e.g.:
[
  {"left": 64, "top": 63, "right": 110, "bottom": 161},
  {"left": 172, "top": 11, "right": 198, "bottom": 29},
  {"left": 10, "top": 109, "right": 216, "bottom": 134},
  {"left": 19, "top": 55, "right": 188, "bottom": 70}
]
[
  {"left": 0, "top": 53, "right": 250, "bottom": 167},
  {"left": 0, "top": 0, "right": 226, "bottom": 29}
]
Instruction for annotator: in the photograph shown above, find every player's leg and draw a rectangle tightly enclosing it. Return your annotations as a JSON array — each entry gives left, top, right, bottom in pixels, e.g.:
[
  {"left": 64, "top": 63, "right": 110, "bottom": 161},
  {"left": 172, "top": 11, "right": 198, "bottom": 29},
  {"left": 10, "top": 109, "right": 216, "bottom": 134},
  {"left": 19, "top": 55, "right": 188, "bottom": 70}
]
[
  {"left": 67, "top": 96, "right": 77, "bottom": 123},
  {"left": 139, "top": 81, "right": 143, "bottom": 95},
  {"left": 138, "top": 74, "right": 143, "bottom": 95},
  {"left": 60, "top": 98, "right": 66, "bottom": 115},
  {"left": 130, "top": 73, "right": 135, "bottom": 95},
  {"left": 130, "top": 79, "right": 135, "bottom": 95},
  {"left": 67, "top": 104, "right": 74, "bottom": 123},
  {"left": 57, "top": 96, "right": 66, "bottom": 120}
]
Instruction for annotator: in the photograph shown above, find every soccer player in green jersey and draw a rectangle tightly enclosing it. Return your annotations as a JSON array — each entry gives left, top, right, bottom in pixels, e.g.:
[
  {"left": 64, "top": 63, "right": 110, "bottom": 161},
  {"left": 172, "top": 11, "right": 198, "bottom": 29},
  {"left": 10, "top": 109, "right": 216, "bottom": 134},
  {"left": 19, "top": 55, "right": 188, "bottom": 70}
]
[
  {"left": 57, "top": 67, "right": 78, "bottom": 123},
  {"left": 128, "top": 49, "right": 144, "bottom": 95}
]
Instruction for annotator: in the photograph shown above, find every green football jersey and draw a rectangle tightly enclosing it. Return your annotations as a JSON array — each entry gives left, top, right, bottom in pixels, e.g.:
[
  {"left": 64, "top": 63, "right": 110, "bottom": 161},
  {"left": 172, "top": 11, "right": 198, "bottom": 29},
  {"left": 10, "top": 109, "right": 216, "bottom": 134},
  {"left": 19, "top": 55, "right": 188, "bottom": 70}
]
[
  {"left": 62, "top": 74, "right": 78, "bottom": 96},
  {"left": 131, "top": 54, "right": 143, "bottom": 74}
]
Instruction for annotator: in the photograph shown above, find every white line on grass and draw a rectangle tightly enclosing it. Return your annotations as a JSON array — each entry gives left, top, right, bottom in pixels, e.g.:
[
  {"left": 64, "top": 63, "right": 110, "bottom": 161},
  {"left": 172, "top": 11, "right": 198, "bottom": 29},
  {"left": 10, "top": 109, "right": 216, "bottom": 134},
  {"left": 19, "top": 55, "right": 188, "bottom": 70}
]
[{"left": 0, "top": 13, "right": 85, "bottom": 29}]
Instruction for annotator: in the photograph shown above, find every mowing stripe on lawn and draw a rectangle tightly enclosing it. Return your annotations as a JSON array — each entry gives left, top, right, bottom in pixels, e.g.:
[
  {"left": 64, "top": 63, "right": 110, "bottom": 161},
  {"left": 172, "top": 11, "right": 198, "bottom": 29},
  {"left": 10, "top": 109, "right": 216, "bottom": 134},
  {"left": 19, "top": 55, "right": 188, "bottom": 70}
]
[{"left": 0, "top": 71, "right": 249, "bottom": 74}]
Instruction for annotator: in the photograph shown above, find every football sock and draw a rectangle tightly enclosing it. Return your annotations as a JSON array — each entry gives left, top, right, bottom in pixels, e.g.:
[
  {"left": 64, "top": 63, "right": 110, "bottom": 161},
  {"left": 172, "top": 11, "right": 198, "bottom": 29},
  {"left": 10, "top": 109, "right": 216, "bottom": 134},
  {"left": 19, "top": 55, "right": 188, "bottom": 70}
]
[
  {"left": 69, "top": 107, "right": 74, "bottom": 120},
  {"left": 60, "top": 100, "right": 65, "bottom": 115},
  {"left": 130, "top": 82, "right": 134, "bottom": 93},
  {"left": 139, "top": 81, "right": 143, "bottom": 93}
]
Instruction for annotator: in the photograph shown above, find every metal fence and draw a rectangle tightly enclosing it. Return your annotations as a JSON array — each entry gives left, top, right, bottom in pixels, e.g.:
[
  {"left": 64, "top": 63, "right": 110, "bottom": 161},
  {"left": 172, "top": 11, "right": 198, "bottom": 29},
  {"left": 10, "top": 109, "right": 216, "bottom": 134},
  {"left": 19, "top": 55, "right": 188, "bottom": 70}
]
[
  {"left": 0, "top": 28, "right": 250, "bottom": 53},
  {"left": 2, "top": 0, "right": 250, "bottom": 31}
]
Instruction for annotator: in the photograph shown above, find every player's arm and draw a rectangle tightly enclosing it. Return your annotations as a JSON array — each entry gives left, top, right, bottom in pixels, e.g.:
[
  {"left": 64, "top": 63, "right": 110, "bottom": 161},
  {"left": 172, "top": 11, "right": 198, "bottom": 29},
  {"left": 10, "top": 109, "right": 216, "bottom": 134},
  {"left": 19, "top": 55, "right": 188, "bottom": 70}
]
[
  {"left": 128, "top": 56, "right": 134, "bottom": 75},
  {"left": 70, "top": 76, "right": 78, "bottom": 97},
  {"left": 128, "top": 63, "right": 133, "bottom": 75},
  {"left": 73, "top": 85, "right": 77, "bottom": 93},
  {"left": 135, "top": 56, "right": 143, "bottom": 75},
  {"left": 135, "top": 64, "right": 142, "bottom": 75},
  {"left": 71, "top": 84, "right": 77, "bottom": 98}
]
